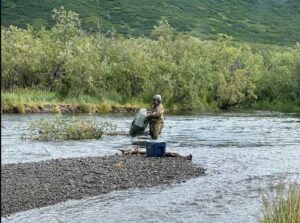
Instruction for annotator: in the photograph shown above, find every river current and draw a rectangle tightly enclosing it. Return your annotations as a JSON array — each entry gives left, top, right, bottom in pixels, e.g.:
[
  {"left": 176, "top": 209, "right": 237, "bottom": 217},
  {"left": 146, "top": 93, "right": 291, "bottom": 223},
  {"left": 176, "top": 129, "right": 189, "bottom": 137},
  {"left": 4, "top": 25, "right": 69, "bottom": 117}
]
[{"left": 1, "top": 111, "right": 300, "bottom": 223}]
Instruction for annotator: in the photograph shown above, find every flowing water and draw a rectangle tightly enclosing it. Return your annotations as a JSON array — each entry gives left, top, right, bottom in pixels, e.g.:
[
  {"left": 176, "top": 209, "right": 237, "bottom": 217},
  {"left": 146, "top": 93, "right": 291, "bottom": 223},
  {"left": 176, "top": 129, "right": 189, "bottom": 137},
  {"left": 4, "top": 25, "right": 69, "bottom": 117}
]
[{"left": 1, "top": 112, "right": 300, "bottom": 223}]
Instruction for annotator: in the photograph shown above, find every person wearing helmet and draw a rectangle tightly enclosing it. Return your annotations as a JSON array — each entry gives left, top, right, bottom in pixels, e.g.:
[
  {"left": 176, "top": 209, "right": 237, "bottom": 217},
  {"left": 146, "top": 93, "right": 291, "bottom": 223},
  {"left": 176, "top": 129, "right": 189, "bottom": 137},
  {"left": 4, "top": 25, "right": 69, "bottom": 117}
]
[{"left": 147, "top": 95, "right": 164, "bottom": 139}]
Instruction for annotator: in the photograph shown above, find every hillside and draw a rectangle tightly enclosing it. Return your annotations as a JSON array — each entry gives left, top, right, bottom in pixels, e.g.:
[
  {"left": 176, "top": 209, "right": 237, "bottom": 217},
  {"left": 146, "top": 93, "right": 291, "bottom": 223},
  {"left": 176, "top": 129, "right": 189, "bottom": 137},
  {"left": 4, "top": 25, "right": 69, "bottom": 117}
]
[{"left": 1, "top": 0, "right": 300, "bottom": 45}]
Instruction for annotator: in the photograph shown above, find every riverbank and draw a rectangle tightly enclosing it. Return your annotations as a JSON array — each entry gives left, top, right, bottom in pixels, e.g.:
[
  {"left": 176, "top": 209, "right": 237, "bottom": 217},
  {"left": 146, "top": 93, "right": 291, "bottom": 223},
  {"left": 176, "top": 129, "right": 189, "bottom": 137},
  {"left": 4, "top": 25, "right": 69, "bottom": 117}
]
[
  {"left": 1, "top": 103, "right": 141, "bottom": 114},
  {"left": 1, "top": 89, "right": 145, "bottom": 114},
  {"left": 1, "top": 155, "right": 205, "bottom": 216},
  {"left": 2, "top": 89, "right": 300, "bottom": 114},
  {"left": 247, "top": 101, "right": 300, "bottom": 113}
]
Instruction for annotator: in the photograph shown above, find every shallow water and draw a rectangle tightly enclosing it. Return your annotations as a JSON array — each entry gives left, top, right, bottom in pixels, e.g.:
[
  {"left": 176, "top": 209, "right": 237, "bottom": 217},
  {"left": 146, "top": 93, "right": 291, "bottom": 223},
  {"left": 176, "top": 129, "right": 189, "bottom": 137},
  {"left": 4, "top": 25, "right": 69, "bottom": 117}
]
[{"left": 1, "top": 112, "right": 300, "bottom": 223}]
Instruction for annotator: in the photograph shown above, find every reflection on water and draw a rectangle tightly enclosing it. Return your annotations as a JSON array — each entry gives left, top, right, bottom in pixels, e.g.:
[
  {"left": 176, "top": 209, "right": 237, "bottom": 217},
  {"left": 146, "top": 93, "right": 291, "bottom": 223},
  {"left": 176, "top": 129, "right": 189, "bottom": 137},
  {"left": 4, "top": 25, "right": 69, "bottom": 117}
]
[{"left": 1, "top": 112, "right": 300, "bottom": 223}]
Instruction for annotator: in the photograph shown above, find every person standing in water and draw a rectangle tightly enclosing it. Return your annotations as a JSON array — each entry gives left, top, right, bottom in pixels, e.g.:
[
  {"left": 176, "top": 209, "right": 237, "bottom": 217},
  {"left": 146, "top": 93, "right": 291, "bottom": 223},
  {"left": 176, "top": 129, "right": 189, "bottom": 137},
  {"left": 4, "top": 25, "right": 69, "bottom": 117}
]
[{"left": 147, "top": 95, "right": 164, "bottom": 140}]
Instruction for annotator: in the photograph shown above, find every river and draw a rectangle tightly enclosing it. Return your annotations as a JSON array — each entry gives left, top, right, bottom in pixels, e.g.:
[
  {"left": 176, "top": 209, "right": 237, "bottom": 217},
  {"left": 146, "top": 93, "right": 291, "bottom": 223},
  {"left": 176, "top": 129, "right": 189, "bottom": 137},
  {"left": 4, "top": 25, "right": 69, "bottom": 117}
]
[{"left": 1, "top": 111, "right": 300, "bottom": 223}]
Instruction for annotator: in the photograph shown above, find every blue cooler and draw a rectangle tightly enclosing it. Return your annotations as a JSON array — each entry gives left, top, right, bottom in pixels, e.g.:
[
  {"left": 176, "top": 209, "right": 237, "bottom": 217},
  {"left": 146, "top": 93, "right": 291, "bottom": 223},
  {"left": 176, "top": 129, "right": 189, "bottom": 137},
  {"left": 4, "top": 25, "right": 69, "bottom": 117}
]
[{"left": 145, "top": 141, "right": 166, "bottom": 157}]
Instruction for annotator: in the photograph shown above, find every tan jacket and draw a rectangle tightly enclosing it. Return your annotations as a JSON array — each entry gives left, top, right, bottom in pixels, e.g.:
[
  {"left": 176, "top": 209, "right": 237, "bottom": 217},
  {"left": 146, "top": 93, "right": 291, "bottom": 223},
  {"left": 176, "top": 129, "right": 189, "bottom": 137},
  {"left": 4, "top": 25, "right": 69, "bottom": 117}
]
[{"left": 148, "top": 104, "right": 164, "bottom": 123}]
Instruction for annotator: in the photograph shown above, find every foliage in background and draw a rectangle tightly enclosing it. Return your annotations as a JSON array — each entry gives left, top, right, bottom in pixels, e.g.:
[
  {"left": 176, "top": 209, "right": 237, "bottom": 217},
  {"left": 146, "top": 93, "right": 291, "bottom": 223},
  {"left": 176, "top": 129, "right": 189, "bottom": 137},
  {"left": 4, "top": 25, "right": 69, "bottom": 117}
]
[
  {"left": 23, "top": 116, "right": 117, "bottom": 141},
  {"left": 1, "top": 7, "right": 300, "bottom": 111},
  {"left": 260, "top": 182, "right": 300, "bottom": 223},
  {"left": 1, "top": 0, "right": 300, "bottom": 45}
]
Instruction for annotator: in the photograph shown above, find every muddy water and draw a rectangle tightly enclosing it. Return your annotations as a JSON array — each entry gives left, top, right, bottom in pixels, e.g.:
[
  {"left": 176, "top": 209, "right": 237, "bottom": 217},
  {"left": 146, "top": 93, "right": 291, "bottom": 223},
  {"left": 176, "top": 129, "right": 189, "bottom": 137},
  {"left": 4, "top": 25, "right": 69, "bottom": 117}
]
[{"left": 1, "top": 112, "right": 300, "bottom": 223}]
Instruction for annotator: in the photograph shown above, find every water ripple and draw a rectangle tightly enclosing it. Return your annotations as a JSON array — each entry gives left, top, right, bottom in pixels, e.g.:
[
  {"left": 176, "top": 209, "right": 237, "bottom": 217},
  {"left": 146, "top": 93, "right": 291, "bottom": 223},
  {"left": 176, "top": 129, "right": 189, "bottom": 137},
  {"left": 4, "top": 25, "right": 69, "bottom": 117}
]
[{"left": 1, "top": 112, "right": 300, "bottom": 223}]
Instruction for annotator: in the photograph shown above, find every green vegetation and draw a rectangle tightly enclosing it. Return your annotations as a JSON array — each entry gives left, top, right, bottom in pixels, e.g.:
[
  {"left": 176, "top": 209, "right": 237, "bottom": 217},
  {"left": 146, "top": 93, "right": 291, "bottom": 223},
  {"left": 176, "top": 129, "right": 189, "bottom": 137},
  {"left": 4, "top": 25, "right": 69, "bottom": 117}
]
[
  {"left": 249, "top": 101, "right": 300, "bottom": 113},
  {"left": 1, "top": 0, "right": 300, "bottom": 45},
  {"left": 1, "top": 7, "right": 300, "bottom": 113},
  {"left": 260, "top": 182, "right": 300, "bottom": 223},
  {"left": 1, "top": 89, "right": 146, "bottom": 113},
  {"left": 23, "top": 116, "right": 116, "bottom": 141},
  {"left": 1, "top": 89, "right": 59, "bottom": 106}
]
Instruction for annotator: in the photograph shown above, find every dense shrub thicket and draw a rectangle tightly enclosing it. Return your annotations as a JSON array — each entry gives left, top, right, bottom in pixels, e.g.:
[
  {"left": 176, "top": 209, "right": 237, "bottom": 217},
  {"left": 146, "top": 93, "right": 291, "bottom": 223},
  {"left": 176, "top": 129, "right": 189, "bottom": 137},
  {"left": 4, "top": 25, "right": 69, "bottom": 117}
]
[{"left": 2, "top": 7, "right": 300, "bottom": 109}]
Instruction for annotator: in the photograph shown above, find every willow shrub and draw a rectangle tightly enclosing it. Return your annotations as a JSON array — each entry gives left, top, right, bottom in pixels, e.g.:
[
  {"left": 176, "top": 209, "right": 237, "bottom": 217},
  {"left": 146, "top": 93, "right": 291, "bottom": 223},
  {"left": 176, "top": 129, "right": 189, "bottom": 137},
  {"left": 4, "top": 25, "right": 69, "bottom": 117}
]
[
  {"left": 22, "top": 116, "right": 116, "bottom": 141},
  {"left": 256, "top": 45, "right": 300, "bottom": 102},
  {"left": 1, "top": 8, "right": 299, "bottom": 109}
]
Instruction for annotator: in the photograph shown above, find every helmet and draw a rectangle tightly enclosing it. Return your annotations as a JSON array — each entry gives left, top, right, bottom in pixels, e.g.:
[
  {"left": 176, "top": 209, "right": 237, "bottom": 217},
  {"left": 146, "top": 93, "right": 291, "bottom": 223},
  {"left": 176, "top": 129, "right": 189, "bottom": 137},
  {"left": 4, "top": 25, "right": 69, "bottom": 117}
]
[{"left": 152, "top": 94, "right": 162, "bottom": 103}]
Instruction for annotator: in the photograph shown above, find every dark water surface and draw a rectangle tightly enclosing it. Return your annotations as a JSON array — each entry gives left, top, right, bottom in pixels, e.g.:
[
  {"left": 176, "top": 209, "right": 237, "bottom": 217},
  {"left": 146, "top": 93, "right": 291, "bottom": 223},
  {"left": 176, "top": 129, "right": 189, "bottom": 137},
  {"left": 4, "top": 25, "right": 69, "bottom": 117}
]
[{"left": 1, "top": 112, "right": 300, "bottom": 223}]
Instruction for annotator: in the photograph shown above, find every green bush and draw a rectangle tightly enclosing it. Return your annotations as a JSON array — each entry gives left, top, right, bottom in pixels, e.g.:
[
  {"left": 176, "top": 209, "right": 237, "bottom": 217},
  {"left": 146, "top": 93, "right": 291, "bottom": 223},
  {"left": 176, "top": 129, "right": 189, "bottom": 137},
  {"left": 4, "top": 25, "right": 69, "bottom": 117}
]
[{"left": 23, "top": 116, "right": 116, "bottom": 141}]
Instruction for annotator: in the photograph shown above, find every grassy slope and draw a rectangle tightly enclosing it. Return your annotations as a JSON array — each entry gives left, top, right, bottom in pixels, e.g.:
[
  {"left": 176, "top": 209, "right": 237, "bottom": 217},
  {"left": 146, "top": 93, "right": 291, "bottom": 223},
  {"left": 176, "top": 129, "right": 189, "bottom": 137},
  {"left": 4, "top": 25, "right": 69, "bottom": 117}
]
[{"left": 1, "top": 0, "right": 300, "bottom": 45}]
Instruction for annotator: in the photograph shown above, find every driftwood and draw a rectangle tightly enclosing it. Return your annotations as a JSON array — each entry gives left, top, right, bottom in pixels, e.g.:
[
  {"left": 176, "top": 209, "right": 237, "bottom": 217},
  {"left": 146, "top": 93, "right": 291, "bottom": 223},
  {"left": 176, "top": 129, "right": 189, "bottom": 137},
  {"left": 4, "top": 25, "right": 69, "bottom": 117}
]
[
  {"left": 104, "top": 131, "right": 129, "bottom": 136},
  {"left": 118, "top": 148, "right": 192, "bottom": 160}
]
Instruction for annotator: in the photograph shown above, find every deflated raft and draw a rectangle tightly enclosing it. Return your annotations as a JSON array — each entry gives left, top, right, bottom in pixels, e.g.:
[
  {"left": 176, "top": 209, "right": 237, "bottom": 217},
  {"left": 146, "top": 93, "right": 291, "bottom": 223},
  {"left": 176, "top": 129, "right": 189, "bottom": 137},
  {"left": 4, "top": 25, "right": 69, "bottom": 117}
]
[{"left": 129, "top": 108, "right": 149, "bottom": 137}]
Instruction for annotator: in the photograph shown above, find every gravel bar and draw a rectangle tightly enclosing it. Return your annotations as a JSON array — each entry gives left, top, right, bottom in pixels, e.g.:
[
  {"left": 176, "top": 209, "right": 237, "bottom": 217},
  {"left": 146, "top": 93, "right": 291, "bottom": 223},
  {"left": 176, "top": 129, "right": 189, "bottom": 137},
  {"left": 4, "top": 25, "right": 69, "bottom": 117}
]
[{"left": 1, "top": 155, "right": 205, "bottom": 216}]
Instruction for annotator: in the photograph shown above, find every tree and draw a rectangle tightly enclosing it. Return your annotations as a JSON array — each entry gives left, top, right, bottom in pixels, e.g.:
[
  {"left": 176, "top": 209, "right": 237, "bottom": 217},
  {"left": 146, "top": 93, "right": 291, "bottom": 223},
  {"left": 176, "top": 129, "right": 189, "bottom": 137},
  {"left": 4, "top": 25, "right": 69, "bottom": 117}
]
[
  {"left": 151, "top": 19, "right": 174, "bottom": 41},
  {"left": 51, "top": 6, "right": 82, "bottom": 42}
]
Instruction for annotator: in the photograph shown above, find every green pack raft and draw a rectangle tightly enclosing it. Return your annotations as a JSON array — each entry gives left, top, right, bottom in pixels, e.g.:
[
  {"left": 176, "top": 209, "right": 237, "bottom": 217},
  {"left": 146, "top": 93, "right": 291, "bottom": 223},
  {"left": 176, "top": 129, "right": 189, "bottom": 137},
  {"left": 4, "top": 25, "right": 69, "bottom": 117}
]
[{"left": 129, "top": 108, "right": 149, "bottom": 137}]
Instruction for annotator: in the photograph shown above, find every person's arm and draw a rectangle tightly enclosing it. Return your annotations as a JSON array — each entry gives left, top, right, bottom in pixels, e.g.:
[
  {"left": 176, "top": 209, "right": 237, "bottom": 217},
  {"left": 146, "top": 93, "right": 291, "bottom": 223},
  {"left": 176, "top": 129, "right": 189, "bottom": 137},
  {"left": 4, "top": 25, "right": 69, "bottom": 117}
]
[{"left": 147, "top": 105, "right": 164, "bottom": 118}]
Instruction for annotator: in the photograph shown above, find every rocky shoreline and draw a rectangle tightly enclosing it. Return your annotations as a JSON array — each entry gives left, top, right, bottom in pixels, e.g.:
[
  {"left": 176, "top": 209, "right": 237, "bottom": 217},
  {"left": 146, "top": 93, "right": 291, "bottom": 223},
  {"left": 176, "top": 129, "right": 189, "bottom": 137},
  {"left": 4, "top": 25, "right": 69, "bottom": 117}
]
[{"left": 1, "top": 155, "right": 205, "bottom": 216}]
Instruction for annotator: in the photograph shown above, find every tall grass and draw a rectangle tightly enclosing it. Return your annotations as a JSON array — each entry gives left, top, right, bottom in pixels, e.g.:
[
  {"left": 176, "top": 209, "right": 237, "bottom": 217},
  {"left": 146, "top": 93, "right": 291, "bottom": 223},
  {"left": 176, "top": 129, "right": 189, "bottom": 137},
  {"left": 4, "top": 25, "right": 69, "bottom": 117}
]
[
  {"left": 1, "top": 89, "right": 59, "bottom": 106},
  {"left": 1, "top": 88, "right": 146, "bottom": 113},
  {"left": 261, "top": 182, "right": 300, "bottom": 223}
]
